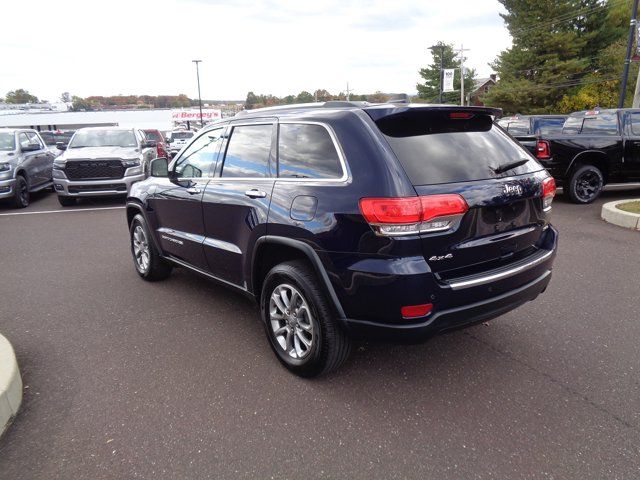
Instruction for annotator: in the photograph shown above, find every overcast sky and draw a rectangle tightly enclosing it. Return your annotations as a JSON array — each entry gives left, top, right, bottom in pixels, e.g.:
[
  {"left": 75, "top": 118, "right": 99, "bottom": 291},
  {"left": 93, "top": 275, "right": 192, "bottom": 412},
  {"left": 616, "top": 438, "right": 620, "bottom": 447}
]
[{"left": 2, "top": 0, "right": 510, "bottom": 102}]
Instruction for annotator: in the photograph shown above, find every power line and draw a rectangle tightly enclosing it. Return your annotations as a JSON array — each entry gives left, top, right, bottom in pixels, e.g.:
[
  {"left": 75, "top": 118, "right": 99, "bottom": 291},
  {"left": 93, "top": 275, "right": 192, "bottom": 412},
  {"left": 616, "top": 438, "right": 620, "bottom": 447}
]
[
  {"left": 508, "top": 0, "right": 624, "bottom": 36},
  {"left": 493, "top": 75, "right": 620, "bottom": 94}
]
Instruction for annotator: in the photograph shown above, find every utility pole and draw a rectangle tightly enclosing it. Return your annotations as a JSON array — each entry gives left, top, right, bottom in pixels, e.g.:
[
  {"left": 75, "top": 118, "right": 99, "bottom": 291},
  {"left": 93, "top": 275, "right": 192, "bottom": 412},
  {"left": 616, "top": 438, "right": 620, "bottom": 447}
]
[
  {"left": 457, "top": 44, "right": 470, "bottom": 106},
  {"left": 430, "top": 44, "right": 445, "bottom": 103},
  {"left": 618, "top": 0, "right": 639, "bottom": 108},
  {"left": 192, "top": 60, "right": 203, "bottom": 128},
  {"left": 346, "top": 82, "right": 351, "bottom": 101}
]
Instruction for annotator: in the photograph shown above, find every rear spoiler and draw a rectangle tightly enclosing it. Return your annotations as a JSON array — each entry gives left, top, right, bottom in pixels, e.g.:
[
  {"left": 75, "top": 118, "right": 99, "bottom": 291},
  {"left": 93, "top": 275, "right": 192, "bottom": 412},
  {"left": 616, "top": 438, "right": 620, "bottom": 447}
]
[{"left": 363, "top": 105, "right": 503, "bottom": 122}]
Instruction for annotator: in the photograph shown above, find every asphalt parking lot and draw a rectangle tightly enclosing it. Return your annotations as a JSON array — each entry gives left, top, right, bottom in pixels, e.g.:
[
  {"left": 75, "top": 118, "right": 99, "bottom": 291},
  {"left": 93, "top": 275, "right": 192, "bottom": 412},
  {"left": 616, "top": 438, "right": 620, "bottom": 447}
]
[{"left": 0, "top": 188, "right": 639, "bottom": 479}]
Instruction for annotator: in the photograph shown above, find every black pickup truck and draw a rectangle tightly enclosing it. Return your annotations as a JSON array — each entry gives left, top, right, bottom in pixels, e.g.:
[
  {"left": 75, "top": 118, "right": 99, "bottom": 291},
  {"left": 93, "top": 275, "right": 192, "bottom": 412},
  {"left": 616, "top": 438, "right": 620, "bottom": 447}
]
[
  {"left": 498, "top": 114, "right": 567, "bottom": 155},
  {"left": 533, "top": 109, "right": 640, "bottom": 203}
]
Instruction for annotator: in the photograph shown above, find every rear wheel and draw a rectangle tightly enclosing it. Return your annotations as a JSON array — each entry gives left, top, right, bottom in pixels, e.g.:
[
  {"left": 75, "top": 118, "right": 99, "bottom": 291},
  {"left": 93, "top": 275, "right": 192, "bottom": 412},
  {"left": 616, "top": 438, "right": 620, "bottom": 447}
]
[
  {"left": 12, "top": 175, "right": 29, "bottom": 208},
  {"left": 261, "top": 260, "right": 351, "bottom": 377},
  {"left": 567, "top": 164, "right": 604, "bottom": 204},
  {"left": 130, "top": 214, "right": 173, "bottom": 281},
  {"left": 57, "top": 195, "right": 76, "bottom": 207}
]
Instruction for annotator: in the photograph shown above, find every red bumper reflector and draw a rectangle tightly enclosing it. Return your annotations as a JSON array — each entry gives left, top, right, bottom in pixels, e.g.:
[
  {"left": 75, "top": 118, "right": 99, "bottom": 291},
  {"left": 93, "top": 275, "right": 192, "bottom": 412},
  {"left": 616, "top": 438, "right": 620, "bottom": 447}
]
[{"left": 401, "top": 303, "right": 433, "bottom": 319}]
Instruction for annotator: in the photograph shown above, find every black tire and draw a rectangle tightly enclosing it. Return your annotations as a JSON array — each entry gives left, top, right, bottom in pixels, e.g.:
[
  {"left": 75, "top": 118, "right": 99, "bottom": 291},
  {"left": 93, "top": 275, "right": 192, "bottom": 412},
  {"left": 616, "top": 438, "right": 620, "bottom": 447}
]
[
  {"left": 567, "top": 164, "right": 604, "bottom": 204},
  {"left": 129, "top": 214, "right": 173, "bottom": 281},
  {"left": 12, "top": 175, "right": 29, "bottom": 208},
  {"left": 57, "top": 195, "right": 76, "bottom": 207},
  {"left": 261, "top": 260, "right": 351, "bottom": 377}
]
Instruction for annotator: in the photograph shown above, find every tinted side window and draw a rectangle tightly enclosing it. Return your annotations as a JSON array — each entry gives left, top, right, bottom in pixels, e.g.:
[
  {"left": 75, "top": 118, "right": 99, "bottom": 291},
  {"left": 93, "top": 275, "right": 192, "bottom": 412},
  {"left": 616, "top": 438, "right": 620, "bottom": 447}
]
[
  {"left": 506, "top": 120, "right": 530, "bottom": 135},
  {"left": 535, "top": 118, "right": 566, "bottom": 135},
  {"left": 174, "top": 128, "right": 224, "bottom": 178},
  {"left": 278, "top": 124, "right": 342, "bottom": 179},
  {"left": 580, "top": 114, "right": 619, "bottom": 135},
  {"left": 221, "top": 124, "right": 272, "bottom": 178},
  {"left": 27, "top": 132, "right": 44, "bottom": 148}
]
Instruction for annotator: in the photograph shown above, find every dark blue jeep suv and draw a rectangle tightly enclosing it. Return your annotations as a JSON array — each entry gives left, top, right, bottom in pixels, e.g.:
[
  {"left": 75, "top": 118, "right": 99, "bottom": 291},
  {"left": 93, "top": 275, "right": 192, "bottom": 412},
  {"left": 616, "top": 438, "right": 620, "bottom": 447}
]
[{"left": 126, "top": 101, "right": 558, "bottom": 377}]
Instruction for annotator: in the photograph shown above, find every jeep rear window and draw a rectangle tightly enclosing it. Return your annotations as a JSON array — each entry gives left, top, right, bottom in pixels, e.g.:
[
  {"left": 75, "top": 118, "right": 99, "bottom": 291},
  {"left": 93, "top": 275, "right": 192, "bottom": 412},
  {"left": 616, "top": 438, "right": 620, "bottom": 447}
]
[{"left": 377, "top": 110, "right": 542, "bottom": 185}]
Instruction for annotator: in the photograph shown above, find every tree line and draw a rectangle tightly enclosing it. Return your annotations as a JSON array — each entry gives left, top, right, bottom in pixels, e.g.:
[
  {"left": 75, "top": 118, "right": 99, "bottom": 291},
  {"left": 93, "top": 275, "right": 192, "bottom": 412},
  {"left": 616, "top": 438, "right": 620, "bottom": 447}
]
[{"left": 244, "top": 90, "right": 392, "bottom": 109}]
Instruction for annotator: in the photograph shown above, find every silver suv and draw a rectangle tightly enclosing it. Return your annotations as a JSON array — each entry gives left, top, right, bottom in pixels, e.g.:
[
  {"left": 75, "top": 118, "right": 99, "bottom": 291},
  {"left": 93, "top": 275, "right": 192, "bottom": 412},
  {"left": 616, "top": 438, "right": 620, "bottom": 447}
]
[
  {"left": 0, "top": 128, "right": 55, "bottom": 208},
  {"left": 53, "top": 127, "right": 157, "bottom": 207}
]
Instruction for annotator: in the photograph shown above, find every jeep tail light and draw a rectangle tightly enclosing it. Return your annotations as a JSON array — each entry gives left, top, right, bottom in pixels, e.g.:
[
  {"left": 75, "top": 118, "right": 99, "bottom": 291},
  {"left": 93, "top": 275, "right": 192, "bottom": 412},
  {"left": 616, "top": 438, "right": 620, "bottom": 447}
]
[
  {"left": 536, "top": 140, "right": 551, "bottom": 160},
  {"left": 359, "top": 194, "right": 469, "bottom": 236},
  {"left": 542, "top": 176, "right": 556, "bottom": 211},
  {"left": 401, "top": 303, "right": 433, "bottom": 319}
]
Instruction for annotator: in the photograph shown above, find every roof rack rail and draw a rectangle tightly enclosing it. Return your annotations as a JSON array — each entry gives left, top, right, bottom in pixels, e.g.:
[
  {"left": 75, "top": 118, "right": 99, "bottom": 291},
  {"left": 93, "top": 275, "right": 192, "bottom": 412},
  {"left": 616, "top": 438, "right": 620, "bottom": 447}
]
[
  {"left": 322, "top": 101, "right": 369, "bottom": 108},
  {"left": 386, "top": 94, "right": 410, "bottom": 104}
]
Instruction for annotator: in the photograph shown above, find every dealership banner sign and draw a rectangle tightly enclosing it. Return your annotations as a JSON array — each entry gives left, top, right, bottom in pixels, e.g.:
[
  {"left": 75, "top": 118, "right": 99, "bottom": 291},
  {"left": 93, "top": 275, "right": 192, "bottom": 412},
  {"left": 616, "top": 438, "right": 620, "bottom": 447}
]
[
  {"left": 171, "top": 109, "right": 222, "bottom": 121},
  {"left": 443, "top": 69, "right": 455, "bottom": 92}
]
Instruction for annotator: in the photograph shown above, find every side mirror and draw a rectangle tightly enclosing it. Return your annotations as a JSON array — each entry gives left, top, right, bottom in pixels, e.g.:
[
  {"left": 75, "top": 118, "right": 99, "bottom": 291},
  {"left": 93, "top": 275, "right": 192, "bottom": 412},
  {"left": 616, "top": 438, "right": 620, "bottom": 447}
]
[
  {"left": 56, "top": 142, "right": 67, "bottom": 151},
  {"left": 150, "top": 157, "right": 169, "bottom": 177},
  {"left": 142, "top": 140, "right": 157, "bottom": 149},
  {"left": 22, "top": 143, "right": 41, "bottom": 152}
]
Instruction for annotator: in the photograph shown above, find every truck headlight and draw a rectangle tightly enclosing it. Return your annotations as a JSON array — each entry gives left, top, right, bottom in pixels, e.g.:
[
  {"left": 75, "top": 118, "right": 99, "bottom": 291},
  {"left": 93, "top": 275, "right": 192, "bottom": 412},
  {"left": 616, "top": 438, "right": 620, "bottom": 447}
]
[
  {"left": 52, "top": 169, "right": 66, "bottom": 179},
  {"left": 0, "top": 163, "right": 11, "bottom": 172},
  {"left": 122, "top": 159, "right": 141, "bottom": 168}
]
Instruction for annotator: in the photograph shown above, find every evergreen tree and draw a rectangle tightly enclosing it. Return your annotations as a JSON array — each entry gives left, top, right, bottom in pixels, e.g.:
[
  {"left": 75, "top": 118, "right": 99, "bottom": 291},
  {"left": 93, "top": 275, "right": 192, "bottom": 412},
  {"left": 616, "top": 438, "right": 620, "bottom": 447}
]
[
  {"left": 417, "top": 41, "right": 476, "bottom": 104},
  {"left": 484, "top": 0, "right": 627, "bottom": 114}
]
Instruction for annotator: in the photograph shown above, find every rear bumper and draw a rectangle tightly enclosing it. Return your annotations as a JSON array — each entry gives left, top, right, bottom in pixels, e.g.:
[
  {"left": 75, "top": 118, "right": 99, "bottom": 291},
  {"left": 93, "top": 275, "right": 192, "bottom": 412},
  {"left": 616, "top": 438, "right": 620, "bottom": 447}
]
[
  {"left": 343, "top": 269, "right": 552, "bottom": 343},
  {"left": 0, "top": 178, "right": 16, "bottom": 199},
  {"left": 54, "top": 174, "right": 145, "bottom": 197}
]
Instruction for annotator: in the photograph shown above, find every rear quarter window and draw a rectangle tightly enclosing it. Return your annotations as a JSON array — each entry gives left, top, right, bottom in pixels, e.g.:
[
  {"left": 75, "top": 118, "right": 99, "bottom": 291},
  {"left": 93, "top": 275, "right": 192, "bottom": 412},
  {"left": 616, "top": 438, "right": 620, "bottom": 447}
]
[
  {"left": 377, "top": 110, "right": 542, "bottom": 185},
  {"left": 278, "top": 124, "right": 342, "bottom": 179}
]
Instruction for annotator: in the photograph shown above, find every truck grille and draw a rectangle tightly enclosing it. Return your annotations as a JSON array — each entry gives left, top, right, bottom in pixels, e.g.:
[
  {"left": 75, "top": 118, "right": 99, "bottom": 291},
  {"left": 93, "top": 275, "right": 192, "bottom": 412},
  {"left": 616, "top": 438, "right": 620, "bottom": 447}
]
[{"left": 65, "top": 160, "right": 125, "bottom": 180}]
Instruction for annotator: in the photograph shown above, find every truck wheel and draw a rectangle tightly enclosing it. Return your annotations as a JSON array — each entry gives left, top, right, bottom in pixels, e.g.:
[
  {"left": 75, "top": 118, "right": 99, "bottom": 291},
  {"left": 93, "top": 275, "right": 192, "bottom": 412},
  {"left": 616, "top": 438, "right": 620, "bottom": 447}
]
[
  {"left": 261, "top": 260, "right": 351, "bottom": 377},
  {"left": 130, "top": 214, "right": 173, "bottom": 281},
  {"left": 12, "top": 175, "right": 29, "bottom": 208},
  {"left": 57, "top": 196, "right": 76, "bottom": 207},
  {"left": 567, "top": 165, "right": 604, "bottom": 204}
]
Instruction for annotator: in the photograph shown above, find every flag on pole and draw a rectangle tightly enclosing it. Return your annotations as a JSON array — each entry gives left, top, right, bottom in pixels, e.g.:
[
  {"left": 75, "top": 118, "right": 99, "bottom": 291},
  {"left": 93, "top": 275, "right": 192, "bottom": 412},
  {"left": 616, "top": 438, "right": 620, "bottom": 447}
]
[{"left": 443, "top": 69, "right": 455, "bottom": 92}]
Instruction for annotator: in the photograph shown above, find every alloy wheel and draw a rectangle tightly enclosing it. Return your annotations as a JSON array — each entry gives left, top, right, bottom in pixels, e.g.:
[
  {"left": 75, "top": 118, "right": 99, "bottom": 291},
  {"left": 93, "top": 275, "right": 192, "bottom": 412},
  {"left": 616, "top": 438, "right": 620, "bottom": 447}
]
[
  {"left": 132, "top": 225, "right": 150, "bottom": 272},
  {"left": 269, "top": 284, "right": 315, "bottom": 359},
  {"left": 575, "top": 170, "right": 601, "bottom": 202}
]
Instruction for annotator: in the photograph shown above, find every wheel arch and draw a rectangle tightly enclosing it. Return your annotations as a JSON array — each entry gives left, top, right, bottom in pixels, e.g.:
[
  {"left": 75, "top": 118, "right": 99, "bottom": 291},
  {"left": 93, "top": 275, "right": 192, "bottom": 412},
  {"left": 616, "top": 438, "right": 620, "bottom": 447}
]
[
  {"left": 126, "top": 202, "right": 164, "bottom": 255},
  {"left": 566, "top": 151, "right": 609, "bottom": 184},
  {"left": 251, "top": 236, "right": 346, "bottom": 320}
]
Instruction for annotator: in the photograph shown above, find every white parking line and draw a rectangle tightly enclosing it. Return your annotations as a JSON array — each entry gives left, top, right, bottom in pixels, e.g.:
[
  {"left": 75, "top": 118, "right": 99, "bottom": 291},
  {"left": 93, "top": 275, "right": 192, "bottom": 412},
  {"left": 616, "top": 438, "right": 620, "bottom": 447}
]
[{"left": 0, "top": 206, "right": 125, "bottom": 217}]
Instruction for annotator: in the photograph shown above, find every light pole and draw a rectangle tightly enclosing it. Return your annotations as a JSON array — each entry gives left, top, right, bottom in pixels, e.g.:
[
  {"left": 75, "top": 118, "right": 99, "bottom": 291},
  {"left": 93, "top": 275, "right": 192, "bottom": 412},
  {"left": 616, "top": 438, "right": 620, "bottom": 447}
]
[
  {"left": 192, "top": 60, "right": 203, "bottom": 128},
  {"left": 618, "top": 0, "right": 639, "bottom": 108}
]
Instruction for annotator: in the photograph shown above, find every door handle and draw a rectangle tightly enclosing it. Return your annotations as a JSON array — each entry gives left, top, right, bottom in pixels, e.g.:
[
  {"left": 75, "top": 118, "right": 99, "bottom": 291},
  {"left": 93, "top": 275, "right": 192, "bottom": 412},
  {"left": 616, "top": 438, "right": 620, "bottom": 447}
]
[
  {"left": 245, "top": 189, "right": 267, "bottom": 199},
  {"left": 186, "top": 187, "right": 201, "bottom": 195}
]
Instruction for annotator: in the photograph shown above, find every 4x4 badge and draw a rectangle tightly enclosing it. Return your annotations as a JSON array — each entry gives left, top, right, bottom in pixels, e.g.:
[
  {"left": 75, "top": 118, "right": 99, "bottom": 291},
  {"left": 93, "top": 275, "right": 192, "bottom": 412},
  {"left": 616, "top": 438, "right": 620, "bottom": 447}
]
[{"left": 429, "top": 253, "right": 453, "bottom": 261}]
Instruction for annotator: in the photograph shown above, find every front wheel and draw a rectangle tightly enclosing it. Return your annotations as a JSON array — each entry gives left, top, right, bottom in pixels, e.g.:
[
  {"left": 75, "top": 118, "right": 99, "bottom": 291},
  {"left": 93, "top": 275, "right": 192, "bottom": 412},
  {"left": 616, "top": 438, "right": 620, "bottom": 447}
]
[
  {"left": 261, "top": 260, "right": 351, "bottom": 377},
  {"left": 12, "top": 176, "right": 29, "bottom": 208},
  {"left": 130, "top": 214, "right": 173, "bottom": 281},
  {"left": 567, "top": 164, "right": 604, "bottom": 204}
]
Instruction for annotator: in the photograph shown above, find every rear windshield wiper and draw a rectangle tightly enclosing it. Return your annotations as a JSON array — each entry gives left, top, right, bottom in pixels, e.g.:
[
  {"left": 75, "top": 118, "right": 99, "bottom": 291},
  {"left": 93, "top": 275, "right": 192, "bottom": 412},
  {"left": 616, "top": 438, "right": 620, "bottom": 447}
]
[{"left": 491, "top": 158, "right": 529, "bottom": 175}]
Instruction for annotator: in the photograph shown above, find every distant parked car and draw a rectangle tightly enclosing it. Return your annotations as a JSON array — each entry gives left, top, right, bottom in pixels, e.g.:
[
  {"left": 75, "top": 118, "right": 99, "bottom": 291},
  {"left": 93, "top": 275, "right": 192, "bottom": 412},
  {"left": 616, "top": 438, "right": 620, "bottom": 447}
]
[
  {"left": 167, "top": 130, "right": 194, "bottom": 158},
  {"left": 535, "top": 108, "right": 640, "bottom": 203},
  {"left": 52, "top": 127, "right": 157, "bottom": 207},
  {"left": 498, "top": 115, "right": 568, "bottom": 156},
  {"left": 143, "top": 129, "right": 170, "bottom": 159},
  {"left": 38, "top": 130, "right": 75, "bottom": 158},
  {"left": 0, "top": 128, "right": 55, "bottom": 208}
]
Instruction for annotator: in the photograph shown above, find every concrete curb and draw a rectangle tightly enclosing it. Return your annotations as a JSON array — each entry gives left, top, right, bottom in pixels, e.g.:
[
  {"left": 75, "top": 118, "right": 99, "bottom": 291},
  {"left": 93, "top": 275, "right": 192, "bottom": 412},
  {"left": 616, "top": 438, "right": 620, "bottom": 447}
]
[
  {"left": 0, "top": 333, "right": 22, "bottom": 437},
  {"left": 601, "top": 200, "right": 640, "bottom": 230}
]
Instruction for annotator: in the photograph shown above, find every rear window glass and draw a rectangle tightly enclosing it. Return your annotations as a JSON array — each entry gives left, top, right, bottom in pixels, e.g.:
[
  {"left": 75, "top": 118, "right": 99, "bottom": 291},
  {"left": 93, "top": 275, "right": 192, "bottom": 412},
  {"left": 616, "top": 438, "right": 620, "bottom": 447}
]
[
  {"left": 278, "top": 124, "right": 342, "bottom": 179},
  {"left": 377, "top": 110, "right": 542, "bottom": 185},
  {"left": 535, "top": 118, "right": 566, "bottom": 135},
  {"left": 562, "top": 113, "right": 619, "bottom": 135},
  {"left": 505, "top": 120, "right": 530, "bottom": 135},
  {"left": 144, "top": 131, "right": 162, "bottom": 141}
]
